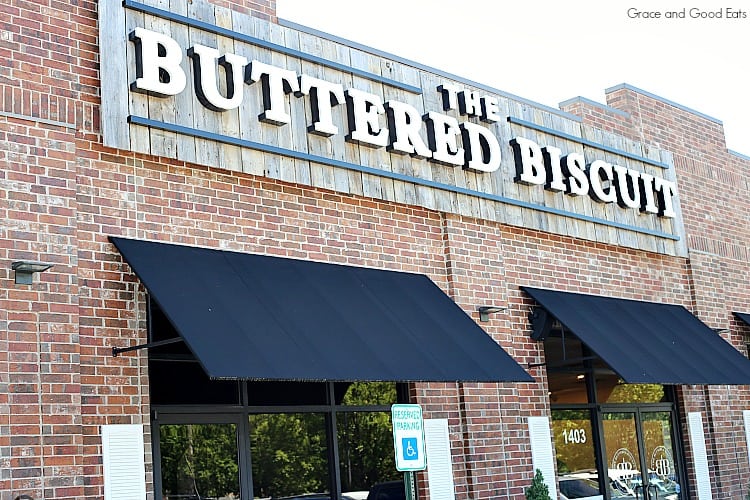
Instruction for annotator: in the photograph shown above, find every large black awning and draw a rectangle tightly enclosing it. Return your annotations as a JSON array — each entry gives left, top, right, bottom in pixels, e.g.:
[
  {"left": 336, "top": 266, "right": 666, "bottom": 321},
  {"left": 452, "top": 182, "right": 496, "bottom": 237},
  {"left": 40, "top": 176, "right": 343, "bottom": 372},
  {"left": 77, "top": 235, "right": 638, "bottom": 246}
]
[
  {"left": 110, "top": 237, "right": 532, "bottom": 382},
  {"left": 735, "top": 312, "right": 750, "bottom": 327},
  {"left": 523, "top": 287, "right": 750, "bottom": 385}
]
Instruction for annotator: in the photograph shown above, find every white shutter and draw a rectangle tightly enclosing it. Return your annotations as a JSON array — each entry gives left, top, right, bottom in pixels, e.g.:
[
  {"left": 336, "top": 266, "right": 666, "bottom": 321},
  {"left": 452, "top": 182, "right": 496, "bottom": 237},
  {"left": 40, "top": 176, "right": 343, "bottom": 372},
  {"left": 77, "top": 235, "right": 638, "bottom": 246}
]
[
  {"left": 743, "top": 410, "right": 750, "bottom": 468},
  {"left": 101, "top": 424, "right": 147, "bottom": 500},
  {"left": 424, "top": 419, "right": 456, "bottom": 500},
  {"left": 687, "top": 412, "right": 713, "bottom": 500},
  {"left": 527, "top": 416, "right": 558, "bottom": 499}
]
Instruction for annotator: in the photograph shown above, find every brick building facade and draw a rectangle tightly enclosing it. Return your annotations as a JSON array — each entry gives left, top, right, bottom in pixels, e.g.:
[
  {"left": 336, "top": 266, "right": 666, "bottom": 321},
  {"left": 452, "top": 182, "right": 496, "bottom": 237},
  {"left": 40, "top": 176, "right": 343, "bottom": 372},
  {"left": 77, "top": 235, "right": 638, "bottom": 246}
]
[{"left": 1, "top": 0, "right": 749, "bottom": 499}]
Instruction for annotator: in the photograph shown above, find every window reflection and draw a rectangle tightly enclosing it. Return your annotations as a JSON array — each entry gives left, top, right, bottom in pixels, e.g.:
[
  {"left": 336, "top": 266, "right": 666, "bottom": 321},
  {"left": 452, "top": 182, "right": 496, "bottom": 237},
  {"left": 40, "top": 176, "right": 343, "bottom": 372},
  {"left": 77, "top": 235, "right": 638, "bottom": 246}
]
[
  {"left": 552, "top": 410, "right": 596, "bottom": 475},
  {"left": 338, "top": 411, "right": 400, "bottom": 495},
  {"left": 249, "top": 413, "right": 329, "bottom": 499},
  {"left": 159, "top": 423, "right": 240, "bottom": 500},
  {"left": 602, "top": 382, "right": 666, "bottom": 404},
  {"left": 335, "top": 381, "right": 398, "bottom": 406}
]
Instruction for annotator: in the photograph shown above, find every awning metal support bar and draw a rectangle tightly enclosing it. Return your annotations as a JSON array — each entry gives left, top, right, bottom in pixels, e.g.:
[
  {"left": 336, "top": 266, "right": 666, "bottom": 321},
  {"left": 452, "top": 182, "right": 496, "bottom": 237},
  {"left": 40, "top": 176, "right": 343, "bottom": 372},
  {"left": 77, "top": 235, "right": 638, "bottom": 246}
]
[
  {"left": 528, "top": 356, "right": 597, "bottom": 369},
  {"left": 112, "top": 337, "right": 183, "bottom": 357}
]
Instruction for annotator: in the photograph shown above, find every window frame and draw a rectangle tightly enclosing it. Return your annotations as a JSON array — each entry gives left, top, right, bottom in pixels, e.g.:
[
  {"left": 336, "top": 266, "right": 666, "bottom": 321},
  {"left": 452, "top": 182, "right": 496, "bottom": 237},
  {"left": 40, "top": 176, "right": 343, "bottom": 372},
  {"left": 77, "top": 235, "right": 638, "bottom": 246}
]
[{"left": 151, "top": 381, "right": 407, "bottom": 500}]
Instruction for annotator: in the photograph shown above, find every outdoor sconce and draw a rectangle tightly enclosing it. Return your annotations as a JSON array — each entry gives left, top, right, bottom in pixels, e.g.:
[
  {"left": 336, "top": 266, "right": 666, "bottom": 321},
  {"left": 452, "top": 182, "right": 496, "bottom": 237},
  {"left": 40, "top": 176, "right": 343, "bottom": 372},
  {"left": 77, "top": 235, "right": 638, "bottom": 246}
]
[
  {"left": 12, "top": 260, "right": 54, "bottom": 285},
  {"left": 477, "top": 305, "right": 506, "bottom": 322}
]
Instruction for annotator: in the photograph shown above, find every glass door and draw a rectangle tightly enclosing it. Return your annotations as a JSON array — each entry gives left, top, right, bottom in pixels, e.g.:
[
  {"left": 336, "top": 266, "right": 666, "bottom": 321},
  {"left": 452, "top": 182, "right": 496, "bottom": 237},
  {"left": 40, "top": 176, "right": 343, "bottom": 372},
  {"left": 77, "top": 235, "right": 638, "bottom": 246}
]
[
  {"left": 601, "top": 412, "right": 643, "bottom": 499},
  {"left": 640, "top": 411, "right": 681, "bottom": 499},
  {"left": 601, "top": 410, "right": 682, "bottom": 500}
]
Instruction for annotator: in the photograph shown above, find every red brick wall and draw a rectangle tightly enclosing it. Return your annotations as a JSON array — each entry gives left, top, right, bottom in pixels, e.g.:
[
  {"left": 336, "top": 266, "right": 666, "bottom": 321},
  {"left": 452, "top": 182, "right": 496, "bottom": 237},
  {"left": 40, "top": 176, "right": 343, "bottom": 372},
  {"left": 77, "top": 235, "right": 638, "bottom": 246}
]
[
  {"left": 1, "top": 119, "right": 80, "bottom": 497},
  {"left": 208, "top": 0, "right": 276, "bottom": 20}
]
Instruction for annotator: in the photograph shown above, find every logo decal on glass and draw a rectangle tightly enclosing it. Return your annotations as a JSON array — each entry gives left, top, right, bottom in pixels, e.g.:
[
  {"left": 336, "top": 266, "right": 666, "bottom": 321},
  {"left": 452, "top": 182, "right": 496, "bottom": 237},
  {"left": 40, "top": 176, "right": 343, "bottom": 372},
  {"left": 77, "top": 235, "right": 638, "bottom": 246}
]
[{"left": 611, "top": 448, "right": 637, "bottom": 481}]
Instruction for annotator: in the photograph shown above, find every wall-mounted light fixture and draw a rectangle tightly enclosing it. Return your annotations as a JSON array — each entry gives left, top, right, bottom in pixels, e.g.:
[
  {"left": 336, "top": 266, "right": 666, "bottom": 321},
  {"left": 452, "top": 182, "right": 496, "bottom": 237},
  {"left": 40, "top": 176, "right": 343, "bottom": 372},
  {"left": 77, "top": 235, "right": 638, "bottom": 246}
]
[
  {"left": 477, "top": 305, "right": 506, "bottom": 322},
  {"left": 12, "top": 261, "right": 54, "bottom": 285},
  {"left": 713, "top": 328, "right": 730, "bottom": 334}
]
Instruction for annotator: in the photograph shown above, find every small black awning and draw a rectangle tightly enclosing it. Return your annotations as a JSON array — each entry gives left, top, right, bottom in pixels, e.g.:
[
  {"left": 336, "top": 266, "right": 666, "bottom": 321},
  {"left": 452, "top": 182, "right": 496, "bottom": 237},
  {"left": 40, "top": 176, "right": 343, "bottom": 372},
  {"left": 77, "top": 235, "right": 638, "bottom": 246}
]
[
  {"left": 110, "top": 237, "right": 532, "bottom": 383},
  {"left": 523, "top": 287, "right": 750, "bottom": 385},
  {"left": 734, "top": 312, "right": 750, "bottom": 327}
]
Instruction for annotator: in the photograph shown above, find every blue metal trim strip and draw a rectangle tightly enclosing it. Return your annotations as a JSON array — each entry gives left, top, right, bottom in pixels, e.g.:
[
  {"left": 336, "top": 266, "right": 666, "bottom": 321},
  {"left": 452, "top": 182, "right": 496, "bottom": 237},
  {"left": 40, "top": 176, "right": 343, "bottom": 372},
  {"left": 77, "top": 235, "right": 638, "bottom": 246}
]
[
  {"left": 123, "top": 0, "right": 422, "bottom": 95},
  {"left": 508, "top": 116, "right": 670, "bottom": 169},
  {"left": 128, "top": 115, "right": 680, "bottom": 242}
]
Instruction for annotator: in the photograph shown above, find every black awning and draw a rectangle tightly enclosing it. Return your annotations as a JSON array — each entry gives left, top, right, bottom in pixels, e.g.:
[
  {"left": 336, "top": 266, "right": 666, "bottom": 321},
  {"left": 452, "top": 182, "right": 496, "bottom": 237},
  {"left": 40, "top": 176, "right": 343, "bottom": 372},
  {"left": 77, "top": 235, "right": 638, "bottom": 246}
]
[
  {"left": 735, "top": 312, "right": 750, "bottom": 327},
  {"left": 110, "top": 237, "right": 532, "bottom": 383},
  {"left": 523, "top": 287, "right": 750, "bottom": 385}
]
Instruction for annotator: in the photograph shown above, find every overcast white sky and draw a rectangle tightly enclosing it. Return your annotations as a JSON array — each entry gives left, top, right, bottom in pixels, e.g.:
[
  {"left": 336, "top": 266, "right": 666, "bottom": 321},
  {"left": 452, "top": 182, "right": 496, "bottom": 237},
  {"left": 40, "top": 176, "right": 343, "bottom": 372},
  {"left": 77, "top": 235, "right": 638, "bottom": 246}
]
[{"left": 276, "top": 1, "right": 749, "bottom": 155}]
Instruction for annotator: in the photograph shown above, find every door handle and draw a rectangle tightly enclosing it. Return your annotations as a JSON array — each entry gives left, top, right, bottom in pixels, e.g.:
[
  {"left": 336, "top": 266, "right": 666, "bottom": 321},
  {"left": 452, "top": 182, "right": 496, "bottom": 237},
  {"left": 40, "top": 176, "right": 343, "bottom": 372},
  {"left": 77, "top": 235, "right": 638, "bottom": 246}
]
[
  {"left": 634, "top": 484, "right": 642, "bottom": 499},
  {"left": 648, "top": 484, "right": 659, "bottom": 498}
]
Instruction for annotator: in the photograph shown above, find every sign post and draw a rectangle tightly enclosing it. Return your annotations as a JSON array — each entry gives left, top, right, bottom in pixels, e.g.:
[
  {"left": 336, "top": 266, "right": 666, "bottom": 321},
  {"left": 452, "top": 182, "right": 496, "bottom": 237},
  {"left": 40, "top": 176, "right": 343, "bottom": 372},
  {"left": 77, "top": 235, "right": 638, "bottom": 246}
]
[{"left": 392, "top": 404, "right": 426, "bottom": 500}]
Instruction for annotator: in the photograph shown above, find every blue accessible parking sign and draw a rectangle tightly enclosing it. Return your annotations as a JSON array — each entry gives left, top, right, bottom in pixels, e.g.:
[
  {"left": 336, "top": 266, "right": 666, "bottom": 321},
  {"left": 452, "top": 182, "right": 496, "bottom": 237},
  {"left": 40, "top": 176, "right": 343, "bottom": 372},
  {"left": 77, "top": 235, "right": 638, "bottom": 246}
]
[
  {"left": 402, "top": 437, "right": 419, "bottom": 461},
  {"left": 391, "top": 404, "right": 426, "bottom": 471}
]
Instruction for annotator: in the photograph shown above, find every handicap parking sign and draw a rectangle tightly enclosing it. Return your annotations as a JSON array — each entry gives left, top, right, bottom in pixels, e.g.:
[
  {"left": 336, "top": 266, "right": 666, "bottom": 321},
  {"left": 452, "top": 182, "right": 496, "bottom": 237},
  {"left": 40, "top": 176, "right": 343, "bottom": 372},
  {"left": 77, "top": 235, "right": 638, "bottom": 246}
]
[
  {"left": 391, "top": 404, "right": 426, "bottom": 471},
  {"left": 402, "top": 437, "right": 419, "bottom": 461}
]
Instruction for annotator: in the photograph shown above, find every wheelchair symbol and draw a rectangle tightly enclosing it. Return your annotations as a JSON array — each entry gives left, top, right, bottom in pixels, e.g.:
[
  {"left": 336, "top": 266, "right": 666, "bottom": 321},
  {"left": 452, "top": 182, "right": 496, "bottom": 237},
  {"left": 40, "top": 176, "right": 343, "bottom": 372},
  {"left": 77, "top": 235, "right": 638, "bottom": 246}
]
[{"left": 402, "top": 437, "right": 419, "bottom": 461}]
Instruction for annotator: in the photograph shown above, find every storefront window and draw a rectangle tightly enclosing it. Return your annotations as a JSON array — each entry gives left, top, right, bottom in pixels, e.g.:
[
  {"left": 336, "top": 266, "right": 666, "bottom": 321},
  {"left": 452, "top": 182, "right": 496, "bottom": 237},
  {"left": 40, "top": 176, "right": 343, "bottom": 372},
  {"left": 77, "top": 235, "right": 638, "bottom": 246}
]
[
  {"left": 552, "top": 410, "right": 597, "bottom": 475},
  {"left": 544, "top": 335, "right": 588, "bottom": 404},
  {"left": 249, "top": 413, "right": 329, "bottom": 498},
  {"left": 159, "top": 423, "right": 240, "bottom": 499},
  {"left": 337, "top": 382, "right": 402, "bottom": 495},
  {"left": 338, "top": 411, "right": 401, "bottom": 495}
]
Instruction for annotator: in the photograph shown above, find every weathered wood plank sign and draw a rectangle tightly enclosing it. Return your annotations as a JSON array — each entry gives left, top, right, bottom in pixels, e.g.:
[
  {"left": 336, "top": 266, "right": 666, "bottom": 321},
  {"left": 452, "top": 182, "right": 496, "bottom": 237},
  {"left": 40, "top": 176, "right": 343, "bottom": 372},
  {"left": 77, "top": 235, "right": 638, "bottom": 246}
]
[{"left": 99, "top": 0, "right": 687, "bottom": 256}]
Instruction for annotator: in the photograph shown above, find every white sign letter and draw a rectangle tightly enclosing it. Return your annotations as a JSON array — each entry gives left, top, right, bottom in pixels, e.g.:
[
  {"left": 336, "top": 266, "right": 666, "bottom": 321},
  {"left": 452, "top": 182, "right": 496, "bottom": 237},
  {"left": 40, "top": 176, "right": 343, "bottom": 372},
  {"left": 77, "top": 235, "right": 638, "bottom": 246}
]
[
  {"left": 345, "top": 88, "right": 389, "bottom": 147},
  {"left": 460, "top": 122, "right": 501, "bottom": 173},
  {"left": 437, "top": 83, "right": 460, "bottom": 111},
  {"left": 654, "top": 176, "right": 677, "bottom": 218},
  {"left": 246, "top": 60, "right": 299, "bottom": 125},
  {"left": 613, "top": 164, "right": 642, "bottom": 209},
  {"left": 588, "top": 160, "right": 617, "bottom": 203},
  {"left": 638, "top": 172, "right": 659, "bottom": 214},
  {"left": 188, "top": 44, "right": 247, "bottom": 111},
  {"left": 129, "top": 28, "right": 186, "bottom": 97},
  {"left": 425, "top": 111, "right": 464, "bottom": 167},
  {"left": 299, "top": 75, "right": 345, "bottom": 136},
  {"left": 561, "top": 153, "right": 589, "bottom": 196},
  {"left": 384, "top": 100, "right": 432, "bottom": 158},
  {"left": 542, "top": 146, "right": 566, "bottom": 192},
  {"left": 510, "top": 136, "right": 546, "bottom": 185}
]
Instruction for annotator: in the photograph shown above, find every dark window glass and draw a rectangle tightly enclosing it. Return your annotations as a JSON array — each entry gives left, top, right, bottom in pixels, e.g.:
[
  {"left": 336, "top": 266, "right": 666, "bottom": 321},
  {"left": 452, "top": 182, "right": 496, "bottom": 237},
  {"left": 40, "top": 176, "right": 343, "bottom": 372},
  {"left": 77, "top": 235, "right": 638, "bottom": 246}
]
[
  {"left": 247, "top": 381, "right": 328, "bottom": 406},
  {"left": 159, "top": 423, "right": 240, "bottom": 499},
  {"left": 544, "top": 336, "right": 588, "bottom": 404},
  {"left": 149, "top": 359, "right": 241, "bottom": 405}
]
